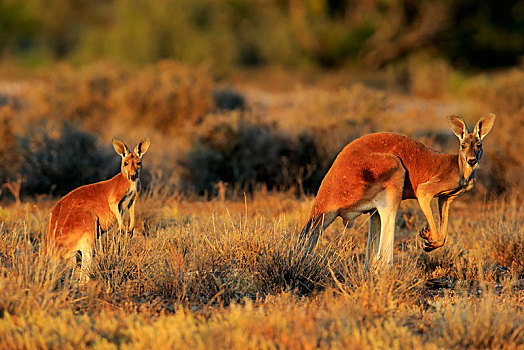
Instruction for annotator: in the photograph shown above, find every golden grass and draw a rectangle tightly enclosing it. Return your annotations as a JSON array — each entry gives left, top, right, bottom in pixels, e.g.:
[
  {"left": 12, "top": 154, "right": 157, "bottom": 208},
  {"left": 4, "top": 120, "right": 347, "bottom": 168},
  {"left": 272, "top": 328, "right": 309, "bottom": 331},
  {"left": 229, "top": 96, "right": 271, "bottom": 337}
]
[
  {"left": 1, "top": 64, "right": 523, "bottom": 348},
  {"left": 0, "top": 190, "right": 522, "bottom": 348}
]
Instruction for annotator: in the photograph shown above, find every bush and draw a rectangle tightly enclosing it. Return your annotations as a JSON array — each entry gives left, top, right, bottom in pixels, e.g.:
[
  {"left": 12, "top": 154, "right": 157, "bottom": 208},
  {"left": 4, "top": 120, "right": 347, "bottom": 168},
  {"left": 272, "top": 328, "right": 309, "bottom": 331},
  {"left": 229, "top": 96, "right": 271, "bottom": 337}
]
[
  {"left": 181, "top": 113, "right": 323, "bottom": 194},
  {"left": 408, "top": 58, "right": 452, "bottom": 99},
  {"left": 30, "top": 62, "right": 129, "bottom": 131},
  {"left": 112, "top": 60, "right": 213, "bottom": 135},
  {"left": 28, "top": 61, "right": 214, "bottom": 138},
  {"left": 18, "top": 121, "right": 118, "bottom": 196},
  {"left": 212, "top": 86, "right": 245, "bottom": 111},
  {"left": 0, "top": 107, "right": 22, "bottom": 184},
  {"left": 466, "top": 70, "right": 524, "bottom": 195}
]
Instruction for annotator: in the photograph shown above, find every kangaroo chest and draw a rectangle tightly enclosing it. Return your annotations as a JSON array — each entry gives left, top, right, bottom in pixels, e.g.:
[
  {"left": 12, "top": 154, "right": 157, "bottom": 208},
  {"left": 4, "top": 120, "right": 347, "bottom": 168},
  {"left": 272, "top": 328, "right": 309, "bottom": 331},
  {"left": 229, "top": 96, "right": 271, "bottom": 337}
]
[
  {"left": 118, "top": 182, "right": 138, "bottom": 214},
  {"left": 437, "top": 177, "right": 475, "bottom": 199}
]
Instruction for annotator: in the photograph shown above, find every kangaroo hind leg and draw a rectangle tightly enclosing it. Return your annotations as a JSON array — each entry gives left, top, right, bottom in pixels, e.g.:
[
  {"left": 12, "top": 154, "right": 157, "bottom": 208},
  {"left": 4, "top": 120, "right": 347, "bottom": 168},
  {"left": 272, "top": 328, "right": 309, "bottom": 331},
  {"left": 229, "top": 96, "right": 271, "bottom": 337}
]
[{"left": 368, "top": 154, "right": 405, "bottom": 268}]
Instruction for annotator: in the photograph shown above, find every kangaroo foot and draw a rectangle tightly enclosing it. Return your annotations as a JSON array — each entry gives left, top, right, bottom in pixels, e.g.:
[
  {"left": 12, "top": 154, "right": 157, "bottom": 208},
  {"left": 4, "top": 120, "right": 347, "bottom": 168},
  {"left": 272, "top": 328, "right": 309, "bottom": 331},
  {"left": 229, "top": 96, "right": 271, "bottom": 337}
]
[
  {"left": 419, "top": 226, "right": 445, "bottom": 252},
  {"left": 422, "top": 239, "right": 445, "bottom": 252},
  {"left": 419, "top": 226, "right": 431, "bottom": 240}
]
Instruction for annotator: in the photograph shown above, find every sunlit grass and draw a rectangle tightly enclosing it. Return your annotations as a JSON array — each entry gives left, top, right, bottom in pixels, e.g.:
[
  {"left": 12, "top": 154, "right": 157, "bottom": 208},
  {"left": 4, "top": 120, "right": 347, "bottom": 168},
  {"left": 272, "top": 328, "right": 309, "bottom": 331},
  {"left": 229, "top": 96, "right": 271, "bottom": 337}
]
[{"left": 0, "top": 191, "right": 522, "bottom": 348}]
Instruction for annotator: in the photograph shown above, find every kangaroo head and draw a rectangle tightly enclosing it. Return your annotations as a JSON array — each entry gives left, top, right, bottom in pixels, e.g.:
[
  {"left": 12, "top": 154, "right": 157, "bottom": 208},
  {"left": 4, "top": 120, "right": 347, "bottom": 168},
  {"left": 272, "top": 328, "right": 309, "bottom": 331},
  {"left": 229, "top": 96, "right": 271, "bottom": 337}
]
[
  {"left": 448, "top": 114, "right": 495, "bottom": 185},
  {"left": 112, "top": 138, "right": 151, "bottom": 182}
]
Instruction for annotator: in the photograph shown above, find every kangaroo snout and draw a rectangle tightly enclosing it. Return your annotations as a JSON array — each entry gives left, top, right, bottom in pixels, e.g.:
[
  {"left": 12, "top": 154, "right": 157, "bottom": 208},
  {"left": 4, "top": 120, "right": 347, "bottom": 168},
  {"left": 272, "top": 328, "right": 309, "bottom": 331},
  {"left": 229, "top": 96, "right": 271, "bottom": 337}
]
[{"left": 467, "top": 159, "right": 477, "bottom": 167}]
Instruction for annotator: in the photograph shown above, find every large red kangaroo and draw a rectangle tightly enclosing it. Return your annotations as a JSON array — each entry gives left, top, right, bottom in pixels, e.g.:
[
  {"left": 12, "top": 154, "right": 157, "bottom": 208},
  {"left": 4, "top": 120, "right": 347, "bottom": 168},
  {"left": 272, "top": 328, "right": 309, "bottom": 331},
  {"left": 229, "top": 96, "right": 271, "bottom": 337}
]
[
  {"left": 46, "top": 138, "right": 150, "bottom": 283},
  {"left": 299, "top": 114, "right": 495, "bottom": 268}
]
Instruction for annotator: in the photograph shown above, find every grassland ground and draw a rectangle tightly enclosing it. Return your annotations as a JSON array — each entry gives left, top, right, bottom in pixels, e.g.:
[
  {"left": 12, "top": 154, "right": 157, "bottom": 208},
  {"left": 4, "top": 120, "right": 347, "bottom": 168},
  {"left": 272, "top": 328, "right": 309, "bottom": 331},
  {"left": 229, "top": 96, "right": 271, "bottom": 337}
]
[
  {"left": 0, "top": 188, "right": 523, "bottom": 348},
  {"left": 0, "top": 64, "right": 523, "bottom": 348}
]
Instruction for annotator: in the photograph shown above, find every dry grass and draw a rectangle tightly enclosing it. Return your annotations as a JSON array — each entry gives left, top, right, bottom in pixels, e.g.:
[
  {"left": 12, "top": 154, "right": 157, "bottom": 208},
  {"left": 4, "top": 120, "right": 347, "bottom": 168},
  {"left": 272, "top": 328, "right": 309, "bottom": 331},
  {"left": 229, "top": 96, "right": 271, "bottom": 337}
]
[
  {"left": 0, "top": 190, "right": 522, "bottom": 348},
  {"left": 0, "top": 64, "right": 523, "bottom": 348}
]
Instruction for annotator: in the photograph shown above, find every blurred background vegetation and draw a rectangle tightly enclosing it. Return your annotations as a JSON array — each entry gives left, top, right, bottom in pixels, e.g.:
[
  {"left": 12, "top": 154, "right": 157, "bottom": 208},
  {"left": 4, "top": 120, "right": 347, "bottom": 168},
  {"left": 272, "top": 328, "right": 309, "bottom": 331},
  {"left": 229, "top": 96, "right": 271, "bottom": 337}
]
[
  {"left": 0, "top": 0, "right": 522, "bottom": 199},
  {"left": 0, "top": 0, "right": 522, "bottom": 72}
]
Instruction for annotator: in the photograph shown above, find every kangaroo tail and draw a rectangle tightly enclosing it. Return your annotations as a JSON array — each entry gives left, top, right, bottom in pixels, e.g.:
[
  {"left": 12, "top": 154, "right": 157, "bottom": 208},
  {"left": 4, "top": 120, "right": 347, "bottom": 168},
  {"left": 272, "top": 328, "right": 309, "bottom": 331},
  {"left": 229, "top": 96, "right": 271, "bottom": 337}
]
[
  {"left": 295, "top": 215, "right": 325, "bottom": 258},
  {"left": 44, "top": 213, "right": 53, "bottom": 256}
]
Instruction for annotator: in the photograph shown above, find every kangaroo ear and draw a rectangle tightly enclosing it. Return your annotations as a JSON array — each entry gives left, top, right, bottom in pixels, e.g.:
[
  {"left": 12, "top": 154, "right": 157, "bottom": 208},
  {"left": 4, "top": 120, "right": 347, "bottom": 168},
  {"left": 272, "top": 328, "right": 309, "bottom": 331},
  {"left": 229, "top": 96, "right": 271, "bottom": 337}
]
[
  {"left": 473, "top": 113, "right": 496, "bottom": 140},
  {"left": 447, "top": 115, "right": 468, "bottom": 141},
  {"left": 134, "top": 138, "right": 150, "bottom": 157},
  {"left": 112, "top": 139, "right": 130, "bottom": 157}
]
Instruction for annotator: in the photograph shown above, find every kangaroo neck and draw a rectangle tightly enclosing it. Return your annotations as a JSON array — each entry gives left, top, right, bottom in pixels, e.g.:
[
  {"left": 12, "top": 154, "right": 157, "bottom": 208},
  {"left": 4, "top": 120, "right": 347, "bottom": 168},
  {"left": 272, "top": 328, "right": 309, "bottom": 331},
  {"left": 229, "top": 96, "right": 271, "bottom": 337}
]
[
  {"left": 435, "top": 154, "right": 475, "bottom": 197},
  {"left": 111, "top": 172, "right": 137, "bottom": 193}
]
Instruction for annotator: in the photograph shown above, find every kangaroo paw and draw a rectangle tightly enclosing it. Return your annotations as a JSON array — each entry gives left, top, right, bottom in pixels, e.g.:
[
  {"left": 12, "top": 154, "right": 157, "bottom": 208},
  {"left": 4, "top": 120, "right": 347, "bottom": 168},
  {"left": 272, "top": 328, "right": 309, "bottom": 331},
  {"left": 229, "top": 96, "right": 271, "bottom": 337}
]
[
  {"left": 419, "top": 226, "right": 431, "bottom": 240},
  {"left": 423, "top": 239, "right": 445, "bottom": 252}
]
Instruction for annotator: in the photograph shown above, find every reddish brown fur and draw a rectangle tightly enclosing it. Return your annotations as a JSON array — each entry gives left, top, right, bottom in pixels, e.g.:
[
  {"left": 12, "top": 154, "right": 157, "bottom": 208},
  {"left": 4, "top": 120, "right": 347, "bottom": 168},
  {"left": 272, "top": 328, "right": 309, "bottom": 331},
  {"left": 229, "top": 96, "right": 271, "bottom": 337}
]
[
  {"left": 309, "top": 133, "right": 458, "bottom": 218},
  {"left": 45, "top": 138, "right": 150, "bottom": 283},
  {"left": 46, "top": 173, "right": 130, "bottom": 256},
  {"left": 299, "top": 114, "right": 495, "bottom": 267}
]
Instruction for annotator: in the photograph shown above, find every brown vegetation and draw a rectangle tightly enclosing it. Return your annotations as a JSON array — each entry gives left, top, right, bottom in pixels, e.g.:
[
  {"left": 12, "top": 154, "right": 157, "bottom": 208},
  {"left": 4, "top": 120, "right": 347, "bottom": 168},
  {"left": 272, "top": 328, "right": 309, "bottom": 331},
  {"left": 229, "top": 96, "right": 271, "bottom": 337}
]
[
  {"left": 0, "top": 192, "right": 522, "bottom": 348},
  {"left": 0, "top": 62, "right": 523, "bottom": 347}
]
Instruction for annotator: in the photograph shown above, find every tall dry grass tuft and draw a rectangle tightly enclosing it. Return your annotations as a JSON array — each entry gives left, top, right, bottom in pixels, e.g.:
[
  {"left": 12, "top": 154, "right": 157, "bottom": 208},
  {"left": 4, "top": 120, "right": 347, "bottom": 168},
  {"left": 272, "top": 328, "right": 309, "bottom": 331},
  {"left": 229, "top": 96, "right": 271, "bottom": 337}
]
[
  {"left": 433, "top": 291, "right": 524, "bottom": 349},
  {"left": 255, "top": 233, "right": 353, "bottom": 295},
  {"left": 475, "top": 200, "right": 524, "bottom": 273},
  {"left": 333, "top": 254, "right": 427, "bottom": 318},
  {"left": 0, "top": 223, "right": 75, "bottom": 317}
]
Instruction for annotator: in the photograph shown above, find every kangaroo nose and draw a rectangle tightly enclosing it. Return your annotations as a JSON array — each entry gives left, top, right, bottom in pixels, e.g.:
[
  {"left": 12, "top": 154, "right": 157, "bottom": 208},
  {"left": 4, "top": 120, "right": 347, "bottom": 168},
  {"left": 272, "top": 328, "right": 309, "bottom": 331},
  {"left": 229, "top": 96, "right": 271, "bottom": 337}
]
[{"left": 467, "top": 159, "right": 477, "bottom": 167}]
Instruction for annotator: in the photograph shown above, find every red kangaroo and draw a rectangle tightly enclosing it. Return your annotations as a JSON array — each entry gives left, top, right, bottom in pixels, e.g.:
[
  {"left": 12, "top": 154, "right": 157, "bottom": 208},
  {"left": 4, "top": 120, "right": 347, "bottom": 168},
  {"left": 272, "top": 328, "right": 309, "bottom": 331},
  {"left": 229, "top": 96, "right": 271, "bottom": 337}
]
[
  {"left": 299, "top": 114, "right": 495, "bottom": 268},
  {"left": 46, "top": 138, "right": 150, "bottom": 283}
]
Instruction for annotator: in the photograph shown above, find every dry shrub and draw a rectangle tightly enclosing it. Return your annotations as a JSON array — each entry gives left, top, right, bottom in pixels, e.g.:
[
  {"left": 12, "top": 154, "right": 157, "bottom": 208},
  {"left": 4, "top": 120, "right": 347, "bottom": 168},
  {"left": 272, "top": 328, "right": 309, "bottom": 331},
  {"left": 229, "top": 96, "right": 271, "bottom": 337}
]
[
  {"left": 26, "top": 60, "right": 214, "bottom": 138},
  {"left": 306, "top": 84, "right": 385, "bottom": 163},
  {"left": 265, "top": 84, "right": 386, "bottom": 159},
  {"left": 0, "top": 107, "right": 22, "bottom": 184},
  {"left": 476, "top": 200, "right": 524, "bottom": 272},
  {"left": 180, "top": 85, "right": 387, "bottom": 195},
  {"left": 212, "top": 86, "right": 245, "bottom": 111},
  {"left": 409, "top": 58, "right": 452, "bottom": 99},
  {"left": 182, "top": 112, "right": 322, "bottom": 194},
  {"left": 467, "top": 69, "right": 524, "bottom": 116},
  {"left": 434, "top": 292, "right": 524, "bottom": 349},
  {"left": 29, "top": 62, "right": 128, "bottom": 131},
  {"left": 18, "top": 121, "right": 118, "bottom": 196},
  {"left": 466, "top": 69, "right": 524, "bottom": 195},
  {"left": 112, "top": 60, "right": 213, "bottom": 135}
]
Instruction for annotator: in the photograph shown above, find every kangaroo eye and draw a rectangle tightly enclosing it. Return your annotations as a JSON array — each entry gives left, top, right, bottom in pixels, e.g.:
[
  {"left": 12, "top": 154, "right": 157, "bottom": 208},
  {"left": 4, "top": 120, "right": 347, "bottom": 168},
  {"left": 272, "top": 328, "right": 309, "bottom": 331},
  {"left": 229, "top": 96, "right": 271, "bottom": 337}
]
[
  {"left": 124, "top": 162, "right": 128, "bottom": 166},
  {"left": 461, "top": 144, "right": 466, "bottom": 150},
  {"left": 137, "top": 162, "right": 142, "bottom": 166}
]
